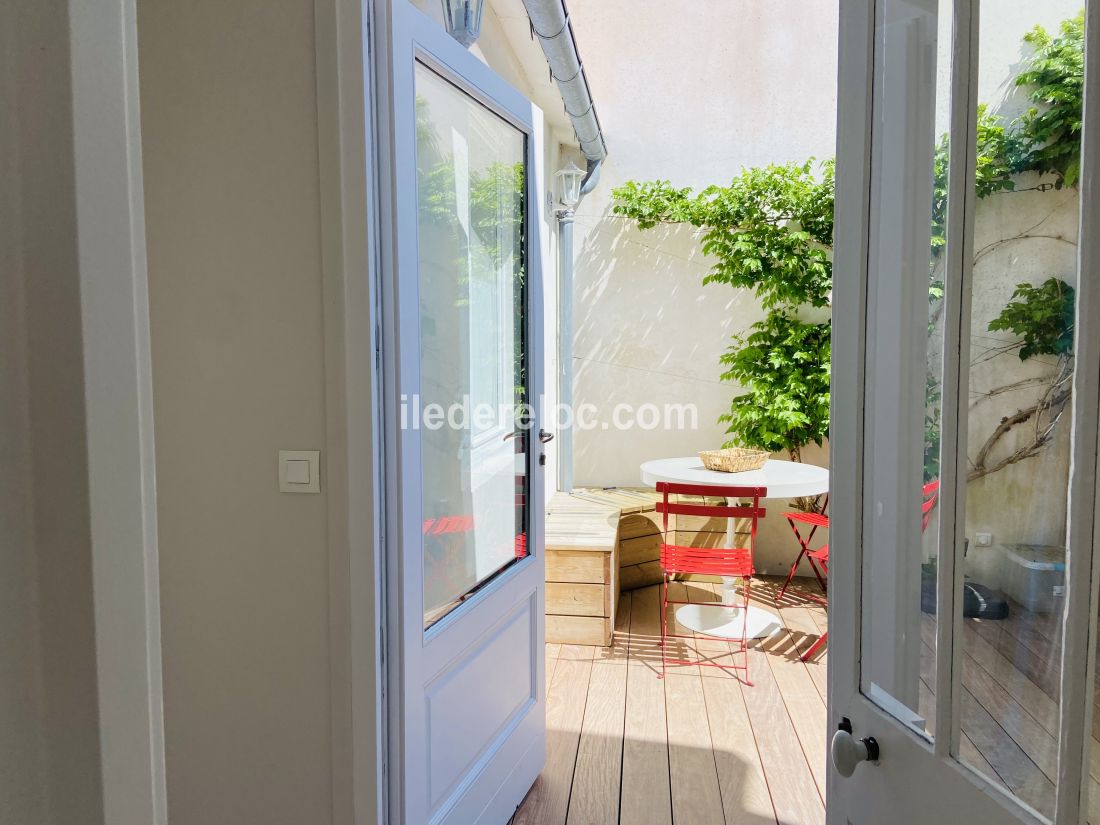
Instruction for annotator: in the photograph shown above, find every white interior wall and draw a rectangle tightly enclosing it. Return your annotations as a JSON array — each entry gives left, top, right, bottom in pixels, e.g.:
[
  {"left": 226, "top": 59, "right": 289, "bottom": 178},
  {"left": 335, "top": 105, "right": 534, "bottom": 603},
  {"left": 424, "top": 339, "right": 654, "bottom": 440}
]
[
  {"left": 1, "top": 2, "right": 106, "bottom": 823},
  {"left": 0, "top": 12, "right": 49, "bottom": 814},
  {"left": 137, "top": 1, "right": 335, "bottom": 822}
]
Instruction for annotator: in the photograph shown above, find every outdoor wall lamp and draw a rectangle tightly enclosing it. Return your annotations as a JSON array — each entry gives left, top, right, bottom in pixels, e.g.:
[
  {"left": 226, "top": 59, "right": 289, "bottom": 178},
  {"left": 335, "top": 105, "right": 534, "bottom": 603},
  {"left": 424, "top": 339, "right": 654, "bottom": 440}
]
[
  {"left": 441, "top": 0, "right": 485, "bottom": 47},
  {"left": 555, "top": 160, "right": 585, "bottom": 210}
]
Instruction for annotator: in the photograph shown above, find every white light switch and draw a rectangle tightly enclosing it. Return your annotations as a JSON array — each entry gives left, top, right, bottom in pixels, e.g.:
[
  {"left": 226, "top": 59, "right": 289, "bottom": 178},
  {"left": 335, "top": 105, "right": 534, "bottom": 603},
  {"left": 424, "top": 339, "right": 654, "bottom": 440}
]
[
  {"left": 279, "top": 450, "right": 320, "bottom": 493},
  {"left": 286, "top": 460, "right": 311, "bottom": 485}
]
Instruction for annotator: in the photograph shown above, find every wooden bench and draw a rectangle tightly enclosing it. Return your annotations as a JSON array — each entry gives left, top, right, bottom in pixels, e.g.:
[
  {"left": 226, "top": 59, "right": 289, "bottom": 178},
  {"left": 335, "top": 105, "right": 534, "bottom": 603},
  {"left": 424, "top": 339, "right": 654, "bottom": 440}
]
[
  {"left": 544, "top": 492, "right": 621, "bottom": 646},
  {"left": 544, "top": 488, "right": 744, "bottom": 646}
]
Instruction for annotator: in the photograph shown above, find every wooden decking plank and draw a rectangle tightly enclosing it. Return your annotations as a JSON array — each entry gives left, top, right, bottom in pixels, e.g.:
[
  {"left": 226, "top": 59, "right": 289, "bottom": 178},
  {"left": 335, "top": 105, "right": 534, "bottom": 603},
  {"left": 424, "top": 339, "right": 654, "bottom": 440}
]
[
  {"left": 743, "top": 643, "right": 825, "bottom": 825},
  {"left": 779, "top": 606, "right": 828, "bottom": 704},
  {"left": 700, "top": 673, "right": 778, "bottom": 825},
  {"left": 963, "top": 655, "right": 1058, "bottom": 778},
  {"left": 546, "top": 642, "right": 562, "bottom": 696},
  {"left": 514, "top": 655, "right": 593, "bottom": 825},
  {"left": 559, "top": 643, "right": 596, "bottom": 661},
  {"left": 760, "top": 631, "right": 827, "bottom": 804},
  {"left": 663, "top": 580, "right": 703, "bottom": 677},
  {"left": 566, "top": 593, "right": 633, "bottom": 825},
  {"left": 621, "top": 585, "right": 673, "bottom": 825},
  {"left": 918, "top": 637, "right": 1054, "bottom": 817},
  {"left": 959, "top": 620, "right": 1100, "bottom": 787},
  {"left": 959, "top": 686, "right": 1055, "bottom": 816},
  {"left": 691, "top": 577, "right": 827, "bottom": 813},
  {"left": 666, "top": 672, "right": 727, "bottom": 825},
  {"left": 968, "top": 615, "right": 1060, "bottom": 702}
]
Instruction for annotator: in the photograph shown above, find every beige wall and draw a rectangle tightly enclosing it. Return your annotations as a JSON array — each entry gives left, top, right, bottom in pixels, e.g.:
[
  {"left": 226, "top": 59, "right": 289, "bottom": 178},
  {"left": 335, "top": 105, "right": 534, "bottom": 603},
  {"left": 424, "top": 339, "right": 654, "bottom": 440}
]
[
  {"left": 1, "top": 1, "right": 105, "bottom": 823},
  {"left": 138, "top": 0, "right": 334, "bottom": 822}
]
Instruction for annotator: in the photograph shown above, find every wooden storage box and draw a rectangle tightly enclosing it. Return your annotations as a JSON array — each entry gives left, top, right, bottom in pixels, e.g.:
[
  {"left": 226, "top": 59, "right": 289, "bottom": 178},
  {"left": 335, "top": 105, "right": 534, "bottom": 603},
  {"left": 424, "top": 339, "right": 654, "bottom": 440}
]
[{"left": 544, "top": 493, "right": 620, "bottom": 646}]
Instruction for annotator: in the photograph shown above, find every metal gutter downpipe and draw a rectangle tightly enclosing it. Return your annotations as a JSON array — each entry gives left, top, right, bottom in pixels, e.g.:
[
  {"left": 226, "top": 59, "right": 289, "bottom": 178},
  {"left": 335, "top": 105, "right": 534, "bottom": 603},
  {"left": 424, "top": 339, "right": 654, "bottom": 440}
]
[
  {"left": 520, "top": 0, "right": 608, "bottom": 165},
  {"left": 521, "top": 0, "right": 606, "bottom": 492},
  {"left": 556, "top": 159, "right": 601, "bottom": 493},
  {"left": 556, "top": 207, "right": 576, "bottom": 491}
]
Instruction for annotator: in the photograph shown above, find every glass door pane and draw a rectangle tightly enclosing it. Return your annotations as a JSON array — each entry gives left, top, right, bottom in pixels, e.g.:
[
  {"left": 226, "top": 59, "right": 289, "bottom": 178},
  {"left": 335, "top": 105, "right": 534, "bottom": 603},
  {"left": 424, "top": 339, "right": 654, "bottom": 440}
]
[
  {"left": 956, "top": 4, "right": 1083, "bottom": 819},
  {"left": 861, "top": 0, "right": 953, "bottom": 739},
  {"left": 414, "top": 62, "right": 530, "bottom": 629}
]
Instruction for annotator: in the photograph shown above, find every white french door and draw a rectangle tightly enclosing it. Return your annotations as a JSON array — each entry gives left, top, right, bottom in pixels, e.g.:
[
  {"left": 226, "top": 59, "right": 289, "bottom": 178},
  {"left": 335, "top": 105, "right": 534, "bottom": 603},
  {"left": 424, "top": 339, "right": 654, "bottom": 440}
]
[
  {"left": 373, "top": 2, "right": 548, "bottom": 823},
  {"left": 831, "top": 0, "right": 1100, "bottom": 823}
]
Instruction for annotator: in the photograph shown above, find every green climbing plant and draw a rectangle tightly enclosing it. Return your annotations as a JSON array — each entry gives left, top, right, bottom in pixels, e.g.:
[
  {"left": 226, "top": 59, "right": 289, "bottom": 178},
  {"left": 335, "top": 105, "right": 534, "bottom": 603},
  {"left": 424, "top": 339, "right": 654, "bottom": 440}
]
[
  {"left": 612, "top": 161, "right": 833, "bottom": 309},
  {"left": 613, "top": 161, "right": 834, "bottom": 460},
  {"left": 1016, "top": 11, "right": 1086, "bottom": 187},
  {"left": 717, "top": 311, "right": 831, "bottom": 458},
  {"left": 988, "top": 277, "right": 1075, "bottom": 361}
]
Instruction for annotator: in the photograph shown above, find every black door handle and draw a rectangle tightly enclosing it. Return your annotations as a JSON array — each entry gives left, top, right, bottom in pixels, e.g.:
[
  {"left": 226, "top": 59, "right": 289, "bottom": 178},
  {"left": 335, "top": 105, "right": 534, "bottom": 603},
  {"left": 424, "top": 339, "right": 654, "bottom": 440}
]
[{"left": 539, "top": 429, "right": 554, "bottom": 444}]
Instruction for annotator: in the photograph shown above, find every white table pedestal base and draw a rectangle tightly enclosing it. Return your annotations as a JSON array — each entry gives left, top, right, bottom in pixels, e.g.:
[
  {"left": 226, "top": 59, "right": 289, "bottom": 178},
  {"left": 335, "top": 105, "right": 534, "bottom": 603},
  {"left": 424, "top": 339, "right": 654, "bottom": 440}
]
[{"left": 675, "top": 603, "right": 783, "bottom": 640}]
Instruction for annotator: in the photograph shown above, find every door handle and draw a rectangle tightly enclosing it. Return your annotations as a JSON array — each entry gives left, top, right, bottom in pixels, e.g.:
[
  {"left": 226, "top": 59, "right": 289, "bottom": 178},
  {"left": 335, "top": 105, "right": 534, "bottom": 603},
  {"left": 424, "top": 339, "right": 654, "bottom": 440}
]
[
  {"left": 538, "top": 429, "right": 554, "bottom": 443},
  {"left": 830, "top": 718, "right": 879, "bottom": 778}
]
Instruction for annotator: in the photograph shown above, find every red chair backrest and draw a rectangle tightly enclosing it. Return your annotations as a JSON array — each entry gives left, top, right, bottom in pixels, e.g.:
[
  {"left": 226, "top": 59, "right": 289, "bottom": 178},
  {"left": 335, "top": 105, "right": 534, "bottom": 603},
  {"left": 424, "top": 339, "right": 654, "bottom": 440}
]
[
  {"left": 921, "top": 480, "right": 940, "bottom": 532},
  {"left": 655, "top": 481, "right": 767, "bottom": 551}
]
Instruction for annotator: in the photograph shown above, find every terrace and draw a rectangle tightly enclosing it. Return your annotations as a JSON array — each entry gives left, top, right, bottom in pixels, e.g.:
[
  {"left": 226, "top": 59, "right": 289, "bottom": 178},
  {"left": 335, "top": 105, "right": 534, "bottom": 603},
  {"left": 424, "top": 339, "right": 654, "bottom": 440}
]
[{"left": 496, "top": 1, "right": 1091, "bottom": 822}]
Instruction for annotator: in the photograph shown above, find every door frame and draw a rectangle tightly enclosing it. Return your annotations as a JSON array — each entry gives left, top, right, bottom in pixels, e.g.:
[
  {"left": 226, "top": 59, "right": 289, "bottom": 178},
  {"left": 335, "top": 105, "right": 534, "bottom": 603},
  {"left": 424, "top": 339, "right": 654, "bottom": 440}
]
[
  {"left": 69, "top": 1, "right": 168, "bottom": 823},
  {"left": 314, "top": 0, "right": 388, "bottom": 823},
  {"left": 830, "top": 1, "right": 1100, "bottom": 823}
]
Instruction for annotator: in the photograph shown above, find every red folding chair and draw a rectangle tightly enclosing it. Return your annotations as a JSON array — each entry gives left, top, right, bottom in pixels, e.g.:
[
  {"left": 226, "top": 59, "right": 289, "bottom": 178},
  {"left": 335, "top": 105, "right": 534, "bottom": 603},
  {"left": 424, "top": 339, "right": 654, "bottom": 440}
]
[
  {"left": 656, "top": 481, "right": 767, "bottom": 683},
  {"left": 777, "top": 494, "right": 829, "bottom": 604},
  {"left": 788, "top": 480, "right": 943, "bottom": 662},
  {"left": 922, "top": 479, "right": 940, "bottom": 531}
]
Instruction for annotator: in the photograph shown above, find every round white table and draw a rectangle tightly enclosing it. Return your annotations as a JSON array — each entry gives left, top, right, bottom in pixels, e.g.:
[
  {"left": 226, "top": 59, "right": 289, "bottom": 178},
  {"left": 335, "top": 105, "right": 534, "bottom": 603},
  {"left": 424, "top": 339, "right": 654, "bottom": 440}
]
[{"left": 640, "top": 457, "right": 830, "bottom": 640}]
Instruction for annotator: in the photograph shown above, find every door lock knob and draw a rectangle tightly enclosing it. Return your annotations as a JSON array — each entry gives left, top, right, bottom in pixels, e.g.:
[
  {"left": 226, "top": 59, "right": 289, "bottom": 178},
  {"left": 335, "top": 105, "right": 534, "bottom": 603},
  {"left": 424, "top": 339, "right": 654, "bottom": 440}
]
[{"left": 831, "top": 718, "right": 879, "bottom": 778}]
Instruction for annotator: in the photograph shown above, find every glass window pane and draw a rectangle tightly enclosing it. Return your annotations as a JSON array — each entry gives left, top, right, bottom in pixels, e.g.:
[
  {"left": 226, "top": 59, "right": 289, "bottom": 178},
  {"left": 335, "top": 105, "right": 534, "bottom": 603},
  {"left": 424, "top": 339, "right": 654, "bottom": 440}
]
[
  {"left": 414, "top": 63, "right": 530, "bottom": 629},
  {"left": 957, "top": 4, "right": 1082, "bottom": 820},
  {"left": 860, "top": 0, "right": 953, "bottom": 740}
]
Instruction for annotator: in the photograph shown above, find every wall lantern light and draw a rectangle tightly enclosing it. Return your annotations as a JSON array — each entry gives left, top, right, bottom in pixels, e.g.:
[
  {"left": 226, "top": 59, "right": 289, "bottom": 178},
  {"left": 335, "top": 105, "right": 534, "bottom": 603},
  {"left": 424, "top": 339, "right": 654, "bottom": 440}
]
[
  {"left": 555, "top": 160, "right": 585, "bottom": 210},
  {"left": 441, "top": 0, "right": 485, "bottom": 47}
]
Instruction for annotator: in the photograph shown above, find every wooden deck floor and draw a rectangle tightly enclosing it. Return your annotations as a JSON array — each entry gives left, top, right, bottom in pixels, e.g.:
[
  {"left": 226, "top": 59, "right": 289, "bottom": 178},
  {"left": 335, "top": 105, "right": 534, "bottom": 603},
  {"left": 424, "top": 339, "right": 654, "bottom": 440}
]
[
  {"left": 511, "top": 576, "right": 1100, "bottom": 825},
  {"left": 513, "top": 577, "right": 829, "bottom": 825}
]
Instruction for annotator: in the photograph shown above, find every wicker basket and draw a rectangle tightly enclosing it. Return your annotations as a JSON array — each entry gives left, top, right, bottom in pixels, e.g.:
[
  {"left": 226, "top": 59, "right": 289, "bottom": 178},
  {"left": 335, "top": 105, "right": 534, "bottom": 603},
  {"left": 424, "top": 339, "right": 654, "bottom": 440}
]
[{"left": 698, "top": 447, "right": 769, "bottom": 473}]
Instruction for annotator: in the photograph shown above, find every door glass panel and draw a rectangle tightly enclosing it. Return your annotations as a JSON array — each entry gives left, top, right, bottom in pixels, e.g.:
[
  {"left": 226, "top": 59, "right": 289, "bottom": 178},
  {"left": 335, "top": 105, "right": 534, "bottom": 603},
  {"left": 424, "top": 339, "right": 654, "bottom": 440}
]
[
  {"left": 957, "top": 4, "right": 1082, "bottom": 819},
  {"left": 861, "top": 0, "right": 952, "bottom": 739},
  {"left": 414, "top": 62, "right": 530, "bottom": 629}
]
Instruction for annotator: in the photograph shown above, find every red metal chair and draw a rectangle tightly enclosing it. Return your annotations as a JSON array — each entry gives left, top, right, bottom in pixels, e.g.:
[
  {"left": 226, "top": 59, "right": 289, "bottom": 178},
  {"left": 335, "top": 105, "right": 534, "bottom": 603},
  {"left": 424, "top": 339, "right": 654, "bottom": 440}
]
[
  {"left": 656, "top": 481, "right": 767, "bottom": 683},
  {"left": 922, "top": 479, "right": 941, "bottom": 531},
  {"left": 776, "top": 494, "right": 829, "bottom": 604},
  {"left": 787, "top": 480, "right": 943, "bottom": 662}
]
